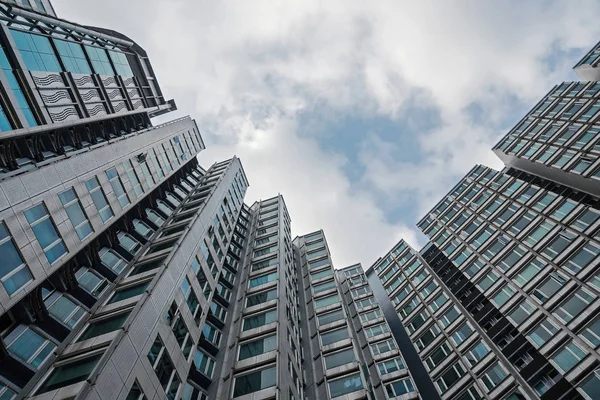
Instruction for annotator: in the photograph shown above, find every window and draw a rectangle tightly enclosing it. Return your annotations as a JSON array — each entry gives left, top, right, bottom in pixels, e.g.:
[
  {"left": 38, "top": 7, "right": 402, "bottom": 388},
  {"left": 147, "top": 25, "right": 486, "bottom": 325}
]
[
  {"left": 508, "top": 299, "right": 535, "bottom": 326},
  {"left": 580, "top": 368, "right": 600, "bottom": 400},
  {"left": 85, "top": 45, "right": 114, "bottom": 75},
  {"left": 107, "top": 167, "right": 130, "bottom": 208},
  {"left": 514, "top": 259, "right": 544, "bottom": 287},
  {"left": 78, "top": 311, "right": 131, "bottom": 341},
  {"left": 480, "top": 363, "right": 507, "bottom": 392},
  {"left": 24, "top": 204, "right": 67, "bottom": 264},
  {"left": 359, "top": 309, "right": 382, "bottom": 324},
  {"left": 4, "top": 325, "right": 55, "bottom": 369},
  {"left": 554, "top": 288, "right": 595, "bottom": 324},
  {"left": 118, "top": 232, "right": 141, "bottom": 255},
  {"left": 365, "top": 323, "right": 389, "bottom": 338},
  {"left": 320, "top": 327, "right": 349, "bottom": 346},
  {"left": 246, "top": 288, "right": 277, "bottom": 307},
  {"left": 125, "top": 381, "right": 147, "bottom": 400},
  {"left": 239, "top": 334, "right": 277, "bottom": 360},
  {"left": 133, "top": 219, "right": 154, "bottom": 239},
  {"left": 85, "top": 177, "right": 113, "bottom": 222},
  {"left": 476, "top": 271, "right": 498, "bottom": 292},
  {"left": 248, "top": 272, "right": 277, "bottom": 288},
  {"left": 108, "top": 50, "right": 133, "bottom": 76},
  {"left": 180, "top": 278, "right": 200, "bottom": 317},
  {"left": 107, "top": 281, "right": 150, "bottom": 304},
  {"left": 377, "top": 357, "right": 405, "bottom": 375},
  {"left": 315, "top": 294, "right": 339, "bottom": 309},
  {"left": 436, "top": 362, "right": 465, "bottom": 393},
  {"left": 37, "top": 352, "right": 103, "bottom": 394},
  {"left": 532, "top": 273, "right": 566, "bottom": 302},
  {"left": 42, "top": 285, "right": 86, "bottom": 328},
  {"left": 498, "top": 245, "right": 528, "bottom": 272},
  {"left": 542, "top": 231, "right": 576, "bottom": 260},
  {"left": 313, "top": 279, "right": 336, "bottom": 293},
  {"left": 233, "top": 366, "right": 276, "bottom": 397},
  {"left": 318, "top": 309, "right": 344, "bottom": 325},
  {"left": 0, "top": 222, "right": 33, "bottom": 295},
  {"left": 440, "top": 306, "right": 460, "bottom": 327},
  {"left": 385, "top": 378, "right": 415, "bottom": 397},
  {"left": 324, "top": 348, "right": 355, "bottom": 369},
  {"left": 10, "top": 29, "right": 61, "bottom": 72},
  {"left": 552, "top": 341, "right": 586, "bottom": 373},
  {"left": 147, "top": 336, "right": 181, "bottom": 399},
  {"left": 464, "top": 342, "right": 488, "bottom": 367},
  {"left": 75, "top": 267, "right": 107, "bottom": 297},
  {"left": 415, "top": 324, "right": 440, "bottom": 350},
  {"left": 581, "top": 316, "right": 600, "bottom": 347},
  {"left": 59, "top": 189, "right": 93, "bottom": 240},
  {"left": 451, "top": 323, "right": 473, "bottom": 346},
  {"left": 328, "top": 373, "right": 363, "bottom": 398},
  {"left": 425, "top": 342, "right": 452, "bottom": 370},
  {"left": 200, "top": 322, "right": 220, "bottom": 349},
  {"left": 370, "top": 339, "right": 396, "bottom": 356},
  {"left": 564, "top": 242, "right": 600, "bottom": 274},
  {"left": 123, "top": 160, "right": 144, "bottom": 197},
  {"left": 406, "top": 310, "right": 427, "bottom": 333},
  {"left": 99, "top": 247, "right": 127, "bottom": 274},
  {"left": 54, "top": 39, "right": 91, "bottom": 74},
  {"left": 528, "top": 319, "right": 559, "bottom": 348},
  {"left": 243, "top": 310, "right": 277, "bottom": 331}
]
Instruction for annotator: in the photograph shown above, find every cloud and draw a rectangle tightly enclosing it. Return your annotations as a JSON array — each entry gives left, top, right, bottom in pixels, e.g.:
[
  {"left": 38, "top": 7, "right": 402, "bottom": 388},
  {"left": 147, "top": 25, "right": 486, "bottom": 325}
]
[{"left": 52, "top": 0, "right": 600, "bottom": 267}]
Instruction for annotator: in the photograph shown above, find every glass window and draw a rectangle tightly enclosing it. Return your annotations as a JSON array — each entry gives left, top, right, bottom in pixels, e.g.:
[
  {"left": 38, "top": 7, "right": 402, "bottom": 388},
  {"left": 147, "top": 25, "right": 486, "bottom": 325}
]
[
  {"left": 78, "top": 311, "right": 131, "bottom": 341},
  {"left": 581, "top": 316, "right": 600, "bottom": 347},
  {"left": 238, "top": 335, "right": 277, "bottom": 361},
  {"left": 108, "top": 281, "right": 149, "bottom": 304},
  {"left": 123, "top": 160, "right": 144, "bottom": 198},
  {"left": 5, "top": 325, "right": 55, "bottom": 369},
  {"left": 492, "top": 284, "right": 516, "bottom": 307},
  {"left": 451, "top": 323, "right": 473, "bottom": 346},
  {"left": 59, "top": 188, "right": 93, "bottom": 240},
  {"left": 365, "top": 323, "right": 389, "bottom": 338},
  {"left": 0, "top": 47, "right": 36, "bottom": 127},
  {"left": 140, "top": 160, "right": 155, "bottom": 188},
  {"left": 313, "top": 279, "right": 336, "bottom": 293},
  {"left": 37, "top": 353, "right": 103, "bottom": 394},
  {"left": 515, "top": 259, "right": 544, "bottom": 287},
  {"left": 84, "top": 45, "right": 114, "bottom": 75},
  {"left": 248, "top": 272, "right": 277, "bottom": 288},
  {"left": 480, "top": 363, "right": 507, "bottom": 392},
  {"left": 377, "top": 357, "right": 405, "bottom": 375},
  {"left": 436, "top": 362, "right": 465, "bottom": 393},
  {"left": 552, "top": 341, "right": 586, "bottom": 373},
  {"left": 233, "top": 366, "right": 276, "bottom": 397},
  {"left": 133, "top": 218, "right": 154, "bottom": 239},
  {"left": 85, "top": 177, "right": 113, "bottom": 222},
  {"left": 99, "top": 247, "right": 127, "bottom": 274},
  {"left": 440, "top": 306, "right": 460, "bottom": 327},
  {"left": 243, "top": 310, "right": 277, "bottom": 331},
  {"left": 554, "top": 288, "right": 595, "bottom": 324},
  {"left": 10, "top": 29, "right": 61, "bottom": 72},
  {"left": 328, "top": 373, "right": 363, "bottom": 398},
  {"left": 315, "top": 294, "right": 339, "bottom": 309},
  {"left": 0, "top": 222, "right": 33, "bottom": 295},
  {"left": 42, "top": 285, "right": 86, "bottom": 328},
  {"left": 324, "top": 348, "right": 355, "bottom": 369},
  {"left": 75, "top": 267, "right": 107, "bottom": 297},
  {"left": 106, "top": 167, "right": 130, "bottom": 208},
  {"left": 385, "top": 378, "right": 415, "bottom": 397},
  {"left": 54, "top": 39, "right": 91, "bottom": 74},
  {"left": 108, "top": 50, "right": 133, "bottom": 76},
  {"left": 580, "top": 368, "right": 600, "bottom": 400},
  {"left": 370, "top": 339, "right": 396, "bottom": 356},
  {"left": 311, "top": 268, "right": 333, "bottom": 281},
  {"left": 532, "top": 273, "right": 566, "bottom": 302},
  {"left": 318, "top": 309, "right": 344, "bottom": 326},
  {"left": 464, "top": 342, "right": 489, "bottom": 367},
  {"left": 246, "top": 288, "right": 277, "bottom": 307},
  {"left": 508, "top": 299, "right": 535, "bottom": 326},
  {"left": 24, "top": 203, "right": 67, "bottom": 264},
  {"left": 320, "top": 327, "right": 349, "bottom": 346},
  {"left": 425, "top": 342, "right": 452, "bottom": 370}
]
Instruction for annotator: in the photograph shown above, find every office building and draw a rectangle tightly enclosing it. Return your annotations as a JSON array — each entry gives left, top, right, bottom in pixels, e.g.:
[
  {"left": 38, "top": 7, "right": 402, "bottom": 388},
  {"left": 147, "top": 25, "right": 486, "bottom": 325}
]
[{"left": 368, "top": 37, "right": 600, "bottom": 400}]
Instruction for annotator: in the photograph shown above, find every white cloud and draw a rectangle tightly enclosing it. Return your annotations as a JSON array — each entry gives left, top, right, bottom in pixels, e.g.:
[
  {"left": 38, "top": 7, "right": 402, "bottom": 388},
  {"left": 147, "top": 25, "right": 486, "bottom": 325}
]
[{"left": 53, "top": 0, "right": 600, "bottom": 267}]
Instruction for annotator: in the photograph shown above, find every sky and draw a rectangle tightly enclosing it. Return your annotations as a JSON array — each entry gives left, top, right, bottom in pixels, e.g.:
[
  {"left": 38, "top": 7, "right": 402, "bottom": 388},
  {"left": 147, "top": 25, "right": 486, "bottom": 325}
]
[{"left": 54, "top": 0, "right": 600, "bottom": 269}]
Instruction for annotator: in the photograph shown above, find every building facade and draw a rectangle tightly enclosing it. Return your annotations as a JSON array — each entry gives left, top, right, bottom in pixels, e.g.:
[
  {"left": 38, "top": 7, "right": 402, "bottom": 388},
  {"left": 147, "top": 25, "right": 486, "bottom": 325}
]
[{"left": 367, "top": 37, "right": 600, "bottom": 400}]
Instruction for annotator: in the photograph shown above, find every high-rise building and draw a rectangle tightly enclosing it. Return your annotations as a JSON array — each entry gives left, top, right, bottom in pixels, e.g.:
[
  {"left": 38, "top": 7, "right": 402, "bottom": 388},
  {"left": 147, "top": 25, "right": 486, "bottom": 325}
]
[{"left": 367, "top": 37, "right": 600, "bottom": 400}]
